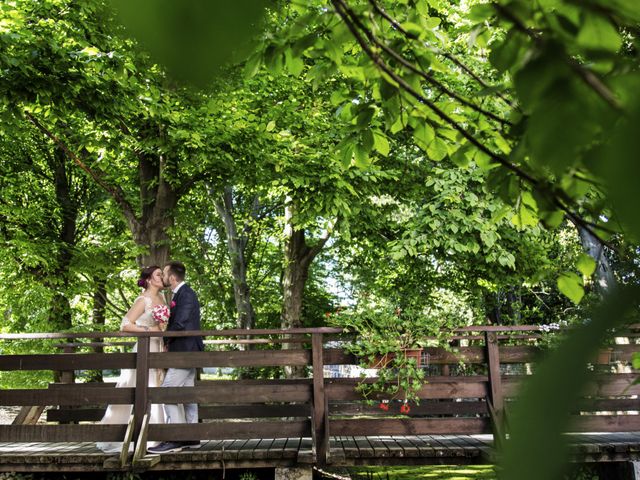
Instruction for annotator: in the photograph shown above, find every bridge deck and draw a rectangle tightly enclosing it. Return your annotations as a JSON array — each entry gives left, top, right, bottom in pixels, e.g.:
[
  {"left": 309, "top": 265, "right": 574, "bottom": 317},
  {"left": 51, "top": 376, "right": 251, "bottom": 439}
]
[{"left": 0, "top": 433, "right": 638, "bottom": 472}]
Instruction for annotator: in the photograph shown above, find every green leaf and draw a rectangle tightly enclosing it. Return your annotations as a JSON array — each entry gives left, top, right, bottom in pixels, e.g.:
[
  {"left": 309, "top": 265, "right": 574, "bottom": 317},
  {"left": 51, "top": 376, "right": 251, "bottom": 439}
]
[
  {"left": 285, "top": 49, "right": 304, "bottom": 76},
  {"left": 354, "top": 144, "right": 371, "bottom": 168},
  {"left": 413, "top": 123, "right": 435, "bottom": 149},
  {"left": 373, "top": 130, "right": 390, "bottom": 157},
  {"left": 265, "top": 120, "right": 276, "bottom": 132},
  {"left": 427, "top": 136, "right": 448, "bottom": 161},
  {"left": 632, "top": 352, "right": 640, "bottom": 370},
  {"left": 112, "top": 0, "right": 268, "bottom": 86},
  {"left": 577, "top": 253, "right": 597, "bottom": 277},
  {"left": 243, "top": 52, "right": 261, "bottom": 79},
  {"left": 468, "top": 3, "right": 495, "bottom": 22},
  {"left": 489, "top": 31, "right": 525, "bottom": 73},
  {"left": 576, "top": 12, "right": 622, "bottom": 53},
  {"left": 450, "top": 148, "right": 470, "bottom": 168},
  {"left": 557, "top": 272, "right": 584, "bottom": 304}
]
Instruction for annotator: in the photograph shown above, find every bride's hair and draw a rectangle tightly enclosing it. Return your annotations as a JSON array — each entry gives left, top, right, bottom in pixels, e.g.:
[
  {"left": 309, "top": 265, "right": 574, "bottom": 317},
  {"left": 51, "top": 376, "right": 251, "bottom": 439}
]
[{"left": 137, "top": 265, "right": 160, "bottom": 288}]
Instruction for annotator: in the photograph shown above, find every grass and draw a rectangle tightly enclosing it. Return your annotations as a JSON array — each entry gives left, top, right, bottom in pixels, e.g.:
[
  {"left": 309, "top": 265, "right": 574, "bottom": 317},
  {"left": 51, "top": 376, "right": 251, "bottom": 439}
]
[{"left": 346, "top": 465, "right": 496, "bottom": 480}]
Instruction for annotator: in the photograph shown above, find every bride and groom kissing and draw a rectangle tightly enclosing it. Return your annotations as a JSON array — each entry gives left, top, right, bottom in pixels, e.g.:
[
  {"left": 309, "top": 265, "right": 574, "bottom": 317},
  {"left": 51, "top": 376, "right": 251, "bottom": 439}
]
[{"left": 97, "top": 261, "right": 204, "bottom": 455}]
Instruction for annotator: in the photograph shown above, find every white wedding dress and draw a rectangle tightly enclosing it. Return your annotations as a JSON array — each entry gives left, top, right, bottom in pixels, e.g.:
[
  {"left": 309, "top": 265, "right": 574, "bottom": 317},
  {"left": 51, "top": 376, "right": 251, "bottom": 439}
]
[{"left": 97, "top": 296, "right": 166, "bottom": 453}]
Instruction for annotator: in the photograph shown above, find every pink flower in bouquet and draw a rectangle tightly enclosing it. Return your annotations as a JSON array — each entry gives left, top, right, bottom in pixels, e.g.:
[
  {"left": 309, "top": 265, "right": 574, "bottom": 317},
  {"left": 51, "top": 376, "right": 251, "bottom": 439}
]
[{"left": 152, "top": 304, "right": 170, "bottom": 330}]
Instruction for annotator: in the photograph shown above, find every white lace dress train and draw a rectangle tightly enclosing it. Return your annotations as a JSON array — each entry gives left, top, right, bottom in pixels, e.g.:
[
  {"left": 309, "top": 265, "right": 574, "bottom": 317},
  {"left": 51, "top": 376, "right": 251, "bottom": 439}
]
[{"left": 97, "top": 296, "right": 166, "bottom": 453}]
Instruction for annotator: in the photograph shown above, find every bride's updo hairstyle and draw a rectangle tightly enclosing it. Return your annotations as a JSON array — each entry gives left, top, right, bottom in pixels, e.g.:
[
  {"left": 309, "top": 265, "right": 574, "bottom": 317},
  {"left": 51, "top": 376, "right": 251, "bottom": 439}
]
[{"left": 137, "top": 265, "right": 160, "bottom": 289}]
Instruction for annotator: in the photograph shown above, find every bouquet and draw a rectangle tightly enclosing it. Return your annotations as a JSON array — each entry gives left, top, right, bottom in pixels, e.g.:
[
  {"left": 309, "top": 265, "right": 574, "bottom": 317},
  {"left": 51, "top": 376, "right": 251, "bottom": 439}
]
[{"left": 152, "top": 304, "right": 170, "bottom": 331}]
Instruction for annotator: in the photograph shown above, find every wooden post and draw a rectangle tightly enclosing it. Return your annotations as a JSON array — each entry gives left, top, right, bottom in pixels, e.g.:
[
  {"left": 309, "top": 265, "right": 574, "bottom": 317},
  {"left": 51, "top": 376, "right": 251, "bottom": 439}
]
[
  {"left": 311, "top": 332, "right": 328, "bottom": 465},
  {"left": 484, "top": 331, "right": 504, "bottom": 446},
  {"left": 60, "top": 344, "right": 76, "bottom": 384},
  {"left": 133, "top": 336, "right": 150, "bottom": 448}
]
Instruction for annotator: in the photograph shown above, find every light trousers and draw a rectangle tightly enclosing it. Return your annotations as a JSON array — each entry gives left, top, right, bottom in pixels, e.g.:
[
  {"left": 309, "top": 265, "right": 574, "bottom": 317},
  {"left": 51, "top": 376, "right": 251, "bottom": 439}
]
[{"left": 161, "top": 368, "right": 198, "bottom": 425}]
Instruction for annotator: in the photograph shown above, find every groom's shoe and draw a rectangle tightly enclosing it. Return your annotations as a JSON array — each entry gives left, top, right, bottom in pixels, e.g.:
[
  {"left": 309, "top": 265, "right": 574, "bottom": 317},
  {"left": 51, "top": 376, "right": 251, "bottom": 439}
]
[{"left": 147, "top": 442, "right": 183, "bottom": 454}]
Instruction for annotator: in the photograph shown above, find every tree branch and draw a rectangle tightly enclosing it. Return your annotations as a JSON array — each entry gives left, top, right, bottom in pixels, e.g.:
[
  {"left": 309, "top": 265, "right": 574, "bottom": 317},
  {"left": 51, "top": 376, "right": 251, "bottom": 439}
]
[
  {"left": 491, "top": 2, "right": 622, "bottom": 111},
  {"left": 368, "top": 0, "right": 519, "bottom": 111},
  {"left": 24, "top": 111, "right": 141, "bottom": 232},
  {"left": 332, "top": 0, "right": 612, "bottom": 249}
]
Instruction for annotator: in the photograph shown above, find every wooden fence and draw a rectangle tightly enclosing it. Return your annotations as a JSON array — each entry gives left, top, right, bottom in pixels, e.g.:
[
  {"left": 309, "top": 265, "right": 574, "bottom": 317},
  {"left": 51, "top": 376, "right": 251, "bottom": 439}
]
[{"left": 0, "top": 326, "right": 638, "bottom": 466}]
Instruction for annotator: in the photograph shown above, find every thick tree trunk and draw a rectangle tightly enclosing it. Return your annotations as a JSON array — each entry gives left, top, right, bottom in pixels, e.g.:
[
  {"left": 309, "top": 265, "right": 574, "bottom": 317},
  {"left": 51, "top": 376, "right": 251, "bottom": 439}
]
[
  {"left": 578, "top": 226, "right": 615, "bottom": 295},
  {"left": 131, "top": 154, "right": 177, "bottom": 267},
  {"left": 280, "top": 201, "right": 331, "bottom": 378},
  {"left": 214, "top": 186, "right": 257, "bottom": 333},
  {"left": 49, "top": 148, "right": 77, "bottom": 383}
]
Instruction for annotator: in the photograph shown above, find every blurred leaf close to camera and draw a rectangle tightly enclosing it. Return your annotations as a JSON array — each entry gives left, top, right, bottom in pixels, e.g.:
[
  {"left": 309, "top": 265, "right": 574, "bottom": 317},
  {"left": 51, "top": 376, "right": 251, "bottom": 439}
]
[
  {"left": 501, "top": 285, "right": 640, "bottom": 480},
  {"left": 111, "top": 0, "right": 268, "bottom": 86}
]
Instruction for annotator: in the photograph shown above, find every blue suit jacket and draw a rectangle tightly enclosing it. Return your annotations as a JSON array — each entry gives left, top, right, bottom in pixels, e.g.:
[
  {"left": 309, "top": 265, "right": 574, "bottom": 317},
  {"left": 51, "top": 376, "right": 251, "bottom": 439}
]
[{"left": 165, "top": 283, "right": 205, "bottom": 352}]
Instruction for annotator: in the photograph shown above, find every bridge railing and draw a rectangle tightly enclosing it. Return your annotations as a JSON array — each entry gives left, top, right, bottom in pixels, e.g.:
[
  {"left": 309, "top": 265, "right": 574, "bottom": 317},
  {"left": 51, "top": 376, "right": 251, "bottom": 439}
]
[{"left": 0, "top": 326, "right": 638, "bottom": 466}]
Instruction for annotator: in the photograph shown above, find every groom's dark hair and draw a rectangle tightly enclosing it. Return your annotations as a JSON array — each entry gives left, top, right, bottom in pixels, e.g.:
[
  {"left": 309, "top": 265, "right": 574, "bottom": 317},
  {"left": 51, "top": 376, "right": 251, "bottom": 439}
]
[{"left": 165, "top": 261, "right": 186, "bottom": 281}]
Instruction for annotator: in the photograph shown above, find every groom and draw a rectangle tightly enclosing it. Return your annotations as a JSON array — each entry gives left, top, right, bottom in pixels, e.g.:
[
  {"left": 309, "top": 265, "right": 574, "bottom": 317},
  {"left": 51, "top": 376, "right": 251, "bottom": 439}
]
[{"left": 148, "top": 260, "right": 205, "bottom": 454}]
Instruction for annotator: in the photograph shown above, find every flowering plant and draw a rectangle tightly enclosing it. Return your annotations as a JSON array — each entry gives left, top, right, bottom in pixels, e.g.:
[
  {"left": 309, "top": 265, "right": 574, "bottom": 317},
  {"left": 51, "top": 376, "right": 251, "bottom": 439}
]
[
  {"left": 152, "top": 304, "right": 170, "bottom": 330},
  {"left": 329, "top": 305, "right": 437, "bottom": 404}
]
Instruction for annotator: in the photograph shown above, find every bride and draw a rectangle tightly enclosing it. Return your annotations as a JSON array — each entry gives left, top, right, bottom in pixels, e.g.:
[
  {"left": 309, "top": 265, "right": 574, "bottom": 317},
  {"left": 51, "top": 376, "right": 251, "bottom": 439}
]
[{"left": 97, "top": 265, "right": 167, "bottom": 453}]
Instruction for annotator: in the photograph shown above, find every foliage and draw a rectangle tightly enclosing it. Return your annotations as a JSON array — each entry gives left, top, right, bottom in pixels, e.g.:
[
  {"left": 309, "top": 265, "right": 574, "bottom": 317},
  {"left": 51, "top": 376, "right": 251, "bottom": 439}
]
[{"left": 331, "top": 304, "right": 446, "bottom": 403}]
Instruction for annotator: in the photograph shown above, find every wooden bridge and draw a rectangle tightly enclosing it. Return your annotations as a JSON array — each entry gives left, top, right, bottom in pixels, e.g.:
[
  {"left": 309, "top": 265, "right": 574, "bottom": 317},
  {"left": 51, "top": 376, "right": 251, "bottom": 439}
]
[{"left": 0, "top": 326, "right": 638, "bottom": 474}]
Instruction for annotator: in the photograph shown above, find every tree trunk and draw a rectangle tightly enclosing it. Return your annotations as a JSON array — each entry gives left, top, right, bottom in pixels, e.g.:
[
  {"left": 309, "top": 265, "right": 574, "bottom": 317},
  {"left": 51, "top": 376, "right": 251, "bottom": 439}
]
[
  {"left": 88, "top": 278, "right": 107, "bottom": 383},
  {"left": 131, "top": 153, "right": 177, "bottom": 267},
  {"left": 578, "top": 226, "right": 615, "bottom": 295},
  {"left": 48, "top": 147, "right": 78, "bottom": 383},
  {"left": 214, "top": 186, "right": 257, "bottom": 334},
  {"left": 280, "top": 200, "right": 331, "bottom": 378}
]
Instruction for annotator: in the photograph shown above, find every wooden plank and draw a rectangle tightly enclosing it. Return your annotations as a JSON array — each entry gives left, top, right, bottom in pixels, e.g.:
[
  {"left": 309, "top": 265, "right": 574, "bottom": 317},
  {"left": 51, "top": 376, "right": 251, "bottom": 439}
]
[
  {"left": 148, "top": 350, "right": 312, "bottom": 369},
  {"left": 575, "top": 398, "right": 640, "bottom": 412},
  {"left": 12, "top": 406, "right": 45, "bottom": 425},
  {"left": 0, "top": 425, "right": 127, "bottom": 442},
  {"left": 199, "top": 404, "right": 311, "bottom": 419},
  {"left": 366, "top": 436, "right": 391, "bottom": 458},
  {"left": 394, "top": 436, "right": 421, "bottom": 458},
  {"left": 148, "top": 421, "right": 311, "bottom": 441},
  {"left": 121, "top": 414, "right": 136, "bottom": 467},
  {"left": 485, "top": 332, "right": 504, "bottom": 412},
  {"left": 132, "top": 413, "right": 149, "bottom": 466},
  {"left": 353, "top": 436, "right": 375, "bottom": 457},
  {"left": 268, "top": 437, "right": 288, "bottom": 459},
  {"left": 330, "top": 418, "right": 491, "bottom": 436},
  {"left": 340, "top": 436, "right": 360, "bottom": 458},
  {"left": 297, "top": 437, "right": 314, "bottom": 464},
  {"left": 148, "top": 384, "right": 313, "bottom": 404},
  {"left": 379, "top": 437, "right": 408, "bottom": 458},
  {"left": 311, "top": 332, "right": 327, "bottom": 465},
  {"left": 568, "top": 415, "right": 640, "bottom": 432},
  {"left": 406, "top": 435, "right": 436, "bottom": 458},
  {"left": 502, "top": 374, "right": 640, "bottom": 398},
  {"left": 224, "top": 438, "right": 250, "bottom": 460},
  {"left": 0, "top": 353, "right": 135, "bottom": 371},
  {"left": 326, "top": 377, "right": 489, "bottom": 401},
  {"left": 133, "top": 336, "right": 150, "bottom": 442},
  {"left": 236, "top": 438, "right": 262, "bottom": 461},
  {"left": 322, "top": 346, "right": 540, "bottom": 366},
  {"left": 283, "top": 437, "right": 301, "bottom": 459},
  {"left": 47, "top": 408, "right": 105, "bottom": 423},
  {"left": 252, "top": 438, "right": 275, "bottom": 460},
  {"left": 329, "top": 400, "right": 488, "bottom": 417},
  {"left": 0, "top": 388, "right": 134, "bottom": 406}
]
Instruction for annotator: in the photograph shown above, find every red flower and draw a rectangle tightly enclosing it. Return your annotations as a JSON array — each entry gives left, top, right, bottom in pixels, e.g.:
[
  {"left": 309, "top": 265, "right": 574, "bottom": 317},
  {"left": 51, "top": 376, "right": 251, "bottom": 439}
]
[
  {"left": 325, "top": 312, "right": 331, "bottom": 318},
  {"left": 170, "top": 300, "right": 176, "bottom": 308},
  {"left": 378, "top": 402, "right": 390, "bottom": 411},
  {"left": 400, "top": 403, "right": 411, "bottom": 414}
]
